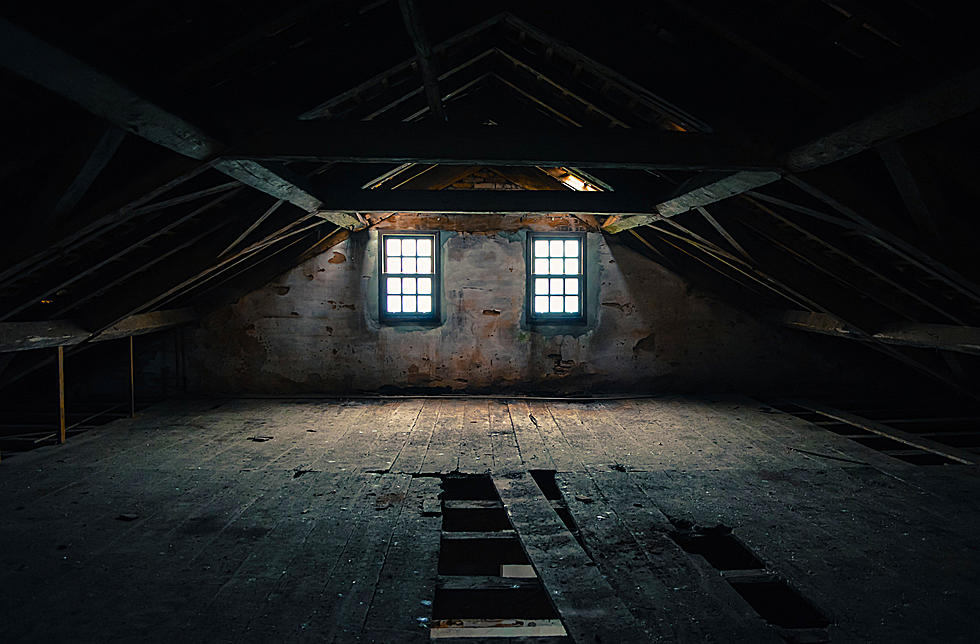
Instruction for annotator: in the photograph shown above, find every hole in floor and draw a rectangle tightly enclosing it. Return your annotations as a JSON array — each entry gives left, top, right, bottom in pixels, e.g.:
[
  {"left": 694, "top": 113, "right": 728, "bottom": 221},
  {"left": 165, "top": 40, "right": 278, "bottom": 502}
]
[
  {"left": 432, "top": 588, "right": 560, "bottom": 620},
  {"left": 529, "top": 470, "right": 585, "bottom": 550},
  {"left": 529, "top": 470, "right": 562, "bottom": 500},
  {"left": 441, "top": 474, "right": 499, "bottom": 501},
  {"left": 891, "top": 452, "right": 957, "bottom": 465},
  {"left": 432, "top": 473, "right": 568, "bottom": 639},
  {"left": 670, "top": 525, "right": 763, "bottom": 570},
  {"left": 442, "top": 507, "right": 513, "bottom": 532},
  {"left": 728, "top": 579, "right": 830, "bottom": 629}
]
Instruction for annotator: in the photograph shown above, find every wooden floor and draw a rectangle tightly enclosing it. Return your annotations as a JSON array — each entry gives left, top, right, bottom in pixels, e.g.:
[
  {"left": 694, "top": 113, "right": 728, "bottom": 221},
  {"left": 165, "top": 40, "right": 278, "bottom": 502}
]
[{"left": 1, "top": 396, "right": 978, "bottom": 642}]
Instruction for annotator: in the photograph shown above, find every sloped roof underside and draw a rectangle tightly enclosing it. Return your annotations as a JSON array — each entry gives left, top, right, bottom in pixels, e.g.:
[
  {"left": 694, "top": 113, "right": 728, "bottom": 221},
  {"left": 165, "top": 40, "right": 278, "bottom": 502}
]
[{"left": 1, "top": 0, "right": 979, "bottom": 396}]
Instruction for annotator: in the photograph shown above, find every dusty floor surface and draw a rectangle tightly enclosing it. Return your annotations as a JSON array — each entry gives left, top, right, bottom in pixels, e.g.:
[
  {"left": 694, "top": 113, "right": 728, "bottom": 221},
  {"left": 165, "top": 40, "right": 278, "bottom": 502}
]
[{"left": 1, "top": 396, "right": 978, "bottom": 642}]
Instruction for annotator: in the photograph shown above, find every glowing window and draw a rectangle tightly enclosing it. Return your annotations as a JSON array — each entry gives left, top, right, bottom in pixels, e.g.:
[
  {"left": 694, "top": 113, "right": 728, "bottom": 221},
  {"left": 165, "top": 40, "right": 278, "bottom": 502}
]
[
  {"left": 380, "top": 232, "right": 438, "bottom": 321},
  {"left": 528, "top": 233, "right": 584, "bottom": 320}
]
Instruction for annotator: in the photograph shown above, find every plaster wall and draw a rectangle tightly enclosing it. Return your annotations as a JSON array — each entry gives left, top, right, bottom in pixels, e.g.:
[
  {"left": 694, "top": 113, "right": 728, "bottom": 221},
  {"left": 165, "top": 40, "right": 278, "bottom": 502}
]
[{"left": 185, "top": 215, "right": 873, "bottom": 394}]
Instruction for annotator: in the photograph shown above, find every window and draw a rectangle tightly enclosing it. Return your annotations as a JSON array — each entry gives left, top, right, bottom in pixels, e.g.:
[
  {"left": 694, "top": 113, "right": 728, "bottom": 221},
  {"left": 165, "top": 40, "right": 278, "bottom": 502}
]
[
  {"left": 380, "top": 232, "right": 439, "bottom": 321},
  {"left": 528, "top": 233, "right": 585, "bottom": 321}
]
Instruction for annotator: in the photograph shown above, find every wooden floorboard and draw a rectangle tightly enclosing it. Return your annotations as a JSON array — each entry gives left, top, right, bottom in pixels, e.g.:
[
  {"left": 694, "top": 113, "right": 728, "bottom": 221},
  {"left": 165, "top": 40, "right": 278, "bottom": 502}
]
[
  {"left": 493, "top": 472, "right": 650, "bottom": 642},
  {"left": 2, "top": 396, "right": 979, "bottom": 643}
]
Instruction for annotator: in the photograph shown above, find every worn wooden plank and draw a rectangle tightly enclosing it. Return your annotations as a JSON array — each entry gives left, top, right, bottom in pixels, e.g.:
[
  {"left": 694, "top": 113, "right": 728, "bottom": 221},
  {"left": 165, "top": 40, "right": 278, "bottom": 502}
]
[
  {"left": 559, "top": 471, "right": 782, "bottom": 642},
  {"left": 234, "top": 472, "right": 395, "bottom": 641},
  {"left": 458, "top": 399, "right": 492, "bottom": 474},
  {"left": 305, "top": 473, "right": 415, "bottom": 643},
  {"left": 421, "top": 399, "right": 464, "bottom": 474},
  {"left": 791, "top": 400, "right": 978, "bottom": 465},
  {"left": 779, "top": 311, "right": 980, "bottom": 356},
  {"left": 525, "top": 401, "right": 579, "bottom": 471},
  {"left": 492, "top": 472, "right": 649, "bottom": 641},
  {"left": 361, "top": 399, "right": 426, "bottom": 473},
  {"left": 488, "top": 399, "right": 522, "bottom": 474},
  {"left": 390, "top": 399, "right": 440, "bottom": 474},
  {"left": 506, "top": 400, "right": 554, "bottom": 471},
  {"left": 546, "top": 403, "right": 619, "bottom": 470},
  {"left": 358, "top": 476, "right": 443, "bottom": 642}
]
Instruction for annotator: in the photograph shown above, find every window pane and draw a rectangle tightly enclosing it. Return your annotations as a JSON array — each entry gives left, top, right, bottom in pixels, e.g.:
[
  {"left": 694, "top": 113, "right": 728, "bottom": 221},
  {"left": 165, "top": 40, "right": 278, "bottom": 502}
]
[
  {"left": 417, "top": 295, "right": 432, "bottom": 313},
  {"left": 402, "top": 296, "right": 417, "bottom": 313},
  {"left": 534, "top": 295, "right": 550, "bottom": 313},
  {"left": 387, "top": 295, "right": 402, "bottom": 312},
  {"left": 534, "top": 258, "right": 549, "bottom": 274},
  {"left": 403, "top": 277, "right": 417, "bottom": 294},
  {"left": 417, "top": 277, "right": 432, "bottom": 294},
  {"left": 565, "top": 278, "right": 579, "bottom": 295},
  {"left": 534, "top": 240, "right": 550, "bottom": 258},
  {"left": 564, "top": 239, "right": 579, "bottom": 257},
  {"left": 385, "top": 237, "right": 401, "bottom": 257},
  {"left": 564, "top": 296, "right": 579, "bottom": 313},
  {"left": 549, "top": 239, "right": 564, "bottom": 256},
  {"left": 417, "top": 238, "right": 432, "bottom": 256},
  {"left": 535, "top": 278, "right": 549, "bottom": 295},
  {"left": 549, "top": 295, "right": 564, "bottom": 312},
  {"left": 549, "top": 258, "right": 563, "bottom": 274},
  {"left": 402, "top": 257, "right": 417, "bottom": 274},
  {"left": 549, "top": 278, "right": 564, "bottom": 295},
  {"left": 564, "top": 258, "right": 578, "bottom": 274},
  {"left": 416, "top": 257, "right": 432, "bottom": 274},
  {"left": 387, "top": 277, "right": 401, "bottom": 294},
  {"left": 402, "top": 238, "right": 416, "bottom": 256},
  {"left": 387, "top": 257, "right": 401, "bottom": 273}
]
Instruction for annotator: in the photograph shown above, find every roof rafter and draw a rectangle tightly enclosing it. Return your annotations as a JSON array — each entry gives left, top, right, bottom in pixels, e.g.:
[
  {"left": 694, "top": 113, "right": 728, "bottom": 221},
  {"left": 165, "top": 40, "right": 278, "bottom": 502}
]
[{"left": 0, "top": 17, "right": 360, "bottom": 230}]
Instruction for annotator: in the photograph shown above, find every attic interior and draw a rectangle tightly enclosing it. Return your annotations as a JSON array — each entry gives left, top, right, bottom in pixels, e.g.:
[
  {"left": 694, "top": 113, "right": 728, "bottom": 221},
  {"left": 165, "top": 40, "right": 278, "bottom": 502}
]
[{"left": 2, "top": 0, "right": 979, "bottom": 641}]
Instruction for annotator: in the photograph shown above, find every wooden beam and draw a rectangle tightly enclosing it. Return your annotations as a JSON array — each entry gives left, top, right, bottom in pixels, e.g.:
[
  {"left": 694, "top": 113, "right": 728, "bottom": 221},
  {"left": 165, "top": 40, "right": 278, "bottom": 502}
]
[
  {"left": 213, "top": 159, "right": 360, "bottom": 228},
  {"left": 0, "top": 18, "right": 219, "bottom": 159},
  {"left": 51, "top": 127, "right": 126, "bottom": 220},
  {"left": 784, "top": 67, "right": 980, "bottom": 172},
  {"left": 0, "top": 308, "right": 197, "bottom": 353},
  {"left": 128, "top": 336, "right": 135, "bottom": 418},
  {"left": 790, "top": 399, "right": 978, "bottom": 465},
  {"left": 0, "top": 18, "right": 360, "bottom": 229},
  {"left": 229, "top": 121, "right": 777, "bottom": 170},
  {"left": 784, "top": 175, "right": 980, "bottom": 303},
  {"left": 57, "top": 346, "right": 65, "bottom": 444},
  {"left": 877, "top": 141, "right": 943, "bottom": 243},
  {"left": 603, "top": 171, "right": 780, "bottom": 232},
  {"left": 398, "top": 0, "right": 446, "bottom": 121},
  {"left": 779, "top": 310, "right": 980, "bottom": 356},
  {"left": 312, "top": 188, "right": 662, "bottom": 216}
]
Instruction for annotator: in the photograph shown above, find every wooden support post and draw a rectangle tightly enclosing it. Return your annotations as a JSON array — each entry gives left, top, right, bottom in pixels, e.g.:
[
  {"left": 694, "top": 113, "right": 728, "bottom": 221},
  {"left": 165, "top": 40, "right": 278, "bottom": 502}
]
[
  {"left": 129, "top": 336, "right": 135, "bottom": 418},
  {"left": 57, "top": 345, "right": 66, "bottom": 444}
]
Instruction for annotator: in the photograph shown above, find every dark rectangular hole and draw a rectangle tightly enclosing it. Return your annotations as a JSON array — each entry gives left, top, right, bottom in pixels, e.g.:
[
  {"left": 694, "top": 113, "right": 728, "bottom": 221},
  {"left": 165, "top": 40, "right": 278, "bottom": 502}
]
[
  {"left": 850, "top": 435, "right": 913, "bottom": 451},
  {"left": 891, "top": 452, "right": 957, "bottom": 465},
  {"left": 441, "top": 475, "right": 499, "bottom": 501},
  {"left": 728, "top": 579, "right": 829, "bottom": 629},
  {"left": 528, "top": 470, "right": 586, "bottom": 548},
  {"left": 529, "top": 470, "right": 562, "bottom": 500},
  {"left": 432, "top": 588, "right": 560, "bottom": 620},
  {"left": 442, "top": 508, "right": 513, "bottom": 532},
  {"left": 438, "top": 538, "right": 530, "bottom": 576},
  {"left": 671, "top": 529, "right": 763, "bottom": 570},
  {"left": 931, "top": 433, "right": 980, "bottom": 447}
]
